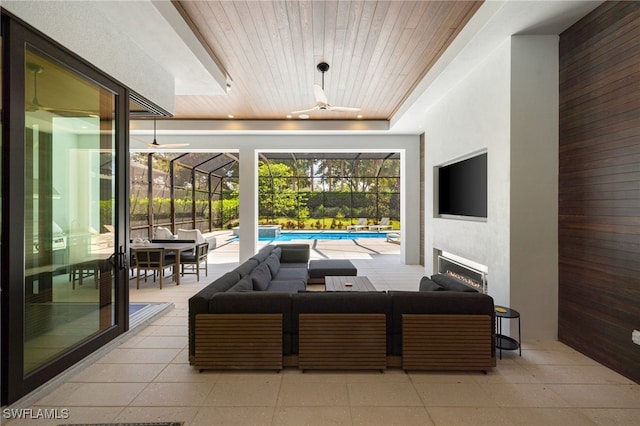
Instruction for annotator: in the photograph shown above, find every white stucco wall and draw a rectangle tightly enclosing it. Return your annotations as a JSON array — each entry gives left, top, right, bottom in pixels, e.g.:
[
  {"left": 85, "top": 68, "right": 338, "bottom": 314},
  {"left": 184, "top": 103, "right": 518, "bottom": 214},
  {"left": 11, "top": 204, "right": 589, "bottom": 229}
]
[
  {"left": 424, "top": 36, "right": 559, "bottom": 340},
  {"left": 3, "top": 0, "right": 175, "bottom": 112}
]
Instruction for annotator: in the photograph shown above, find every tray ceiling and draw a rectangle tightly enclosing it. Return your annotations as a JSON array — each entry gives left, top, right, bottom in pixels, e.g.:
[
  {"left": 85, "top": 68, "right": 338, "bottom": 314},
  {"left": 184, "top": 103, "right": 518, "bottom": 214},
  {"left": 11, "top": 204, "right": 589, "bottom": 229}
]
[{"left": 172, "top": 0, "right": 482, "bottom": 121}]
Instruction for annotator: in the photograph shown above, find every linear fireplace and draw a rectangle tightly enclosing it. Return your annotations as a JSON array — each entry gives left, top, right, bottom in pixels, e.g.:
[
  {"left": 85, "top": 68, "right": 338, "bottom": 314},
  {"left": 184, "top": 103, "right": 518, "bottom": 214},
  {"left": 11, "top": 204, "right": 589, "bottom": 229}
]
[{"left": 438, "top": 254, "right": 488, "bottom": 293}]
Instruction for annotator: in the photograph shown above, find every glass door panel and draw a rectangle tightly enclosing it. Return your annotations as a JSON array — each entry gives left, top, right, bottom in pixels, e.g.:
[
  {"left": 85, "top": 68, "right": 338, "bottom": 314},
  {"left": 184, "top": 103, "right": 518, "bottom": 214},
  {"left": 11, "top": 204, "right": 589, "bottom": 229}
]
[{"left": 23, "top": 48, "right": 116, "bottom": 374}]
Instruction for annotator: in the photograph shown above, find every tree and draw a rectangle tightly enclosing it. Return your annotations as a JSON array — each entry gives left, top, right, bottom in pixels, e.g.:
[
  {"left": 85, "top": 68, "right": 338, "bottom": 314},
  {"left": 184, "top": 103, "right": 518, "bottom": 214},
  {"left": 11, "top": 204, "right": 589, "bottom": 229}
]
[{"left": 258, "top": 161, "right": 298, "bottom": 219}]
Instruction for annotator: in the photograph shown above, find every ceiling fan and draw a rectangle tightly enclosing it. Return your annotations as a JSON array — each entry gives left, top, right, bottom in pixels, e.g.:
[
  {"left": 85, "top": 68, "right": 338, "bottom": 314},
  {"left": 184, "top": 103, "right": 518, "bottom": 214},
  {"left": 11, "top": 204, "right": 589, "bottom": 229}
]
[
  {"left": 133, "top": 119, "right": 190, "bottom": 149},
  {"left": 26, "top": 62, "right": 99, "bottom": 117},
  {"left": 292, "top": 62, "right": 361, "bottom": 115}
]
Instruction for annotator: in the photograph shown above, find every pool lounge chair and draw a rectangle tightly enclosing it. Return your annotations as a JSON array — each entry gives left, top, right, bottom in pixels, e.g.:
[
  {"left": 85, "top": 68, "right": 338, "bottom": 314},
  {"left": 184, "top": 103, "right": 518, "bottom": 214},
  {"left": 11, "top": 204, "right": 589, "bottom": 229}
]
[
  {"left": 369, "top": 217, "right": 392, "bottom": 231},
  {"left": 346, "top": 218, "right": 367, "bottom": 231}
]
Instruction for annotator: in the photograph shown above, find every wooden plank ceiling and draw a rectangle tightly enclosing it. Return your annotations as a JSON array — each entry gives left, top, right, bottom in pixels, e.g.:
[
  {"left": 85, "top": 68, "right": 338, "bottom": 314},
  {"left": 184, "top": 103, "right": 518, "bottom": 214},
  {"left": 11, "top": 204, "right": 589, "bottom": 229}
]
[{"left": 173, "top": 0, "right": 482, "bottom": 120}]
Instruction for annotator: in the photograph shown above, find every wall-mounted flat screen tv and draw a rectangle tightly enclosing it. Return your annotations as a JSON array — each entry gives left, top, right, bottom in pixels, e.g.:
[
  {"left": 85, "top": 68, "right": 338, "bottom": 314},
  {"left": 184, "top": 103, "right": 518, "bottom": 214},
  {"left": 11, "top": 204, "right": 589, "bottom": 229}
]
[{"left": 438, "top": 152, "right": 487, "bottom": 219}]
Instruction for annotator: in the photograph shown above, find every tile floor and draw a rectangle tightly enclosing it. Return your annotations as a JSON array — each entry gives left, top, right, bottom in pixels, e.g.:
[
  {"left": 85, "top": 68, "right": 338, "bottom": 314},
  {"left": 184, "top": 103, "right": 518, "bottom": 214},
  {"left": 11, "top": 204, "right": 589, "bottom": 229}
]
[{"left": 4, "top": 237, "right": 640, "bottom": 425}]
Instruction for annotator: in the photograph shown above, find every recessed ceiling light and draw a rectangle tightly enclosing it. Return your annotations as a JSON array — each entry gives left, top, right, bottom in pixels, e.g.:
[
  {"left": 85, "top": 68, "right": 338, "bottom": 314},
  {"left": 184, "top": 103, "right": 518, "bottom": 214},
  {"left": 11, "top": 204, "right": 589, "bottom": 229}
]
[
  {"left": 227, "top": 114, "right": 234, "bottom": 119},
  {"left": 298, "top": 114, "right": 309, "bottom": 119},
  {"left": 357, "top": 114, "right": 363, "bottom": 119},
  {"left": 286, "top": 114, "right": 292, "bottom": 119}
]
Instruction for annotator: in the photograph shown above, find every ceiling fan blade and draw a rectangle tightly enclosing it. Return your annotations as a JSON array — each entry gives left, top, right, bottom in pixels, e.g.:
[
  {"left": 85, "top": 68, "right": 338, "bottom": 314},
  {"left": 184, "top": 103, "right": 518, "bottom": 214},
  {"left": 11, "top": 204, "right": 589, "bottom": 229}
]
[
  {"left": 130, "top": 135, "right": 189, "bottom": 149},
  {"left": 328, "top": 106, "right": 361, "bottom": 112},
  {"left": 313, "top": 84, "right": 328, "bottom": 105},
  {"left": 291, "top": 107, "right": 318, "bottom": 115}
]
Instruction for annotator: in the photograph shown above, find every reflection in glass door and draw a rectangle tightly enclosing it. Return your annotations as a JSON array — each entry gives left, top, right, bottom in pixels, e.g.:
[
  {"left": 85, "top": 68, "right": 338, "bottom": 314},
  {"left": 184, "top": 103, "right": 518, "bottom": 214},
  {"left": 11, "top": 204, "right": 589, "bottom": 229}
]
[{"left": 23, "top": 48, "right": 116, "bottom": 374}]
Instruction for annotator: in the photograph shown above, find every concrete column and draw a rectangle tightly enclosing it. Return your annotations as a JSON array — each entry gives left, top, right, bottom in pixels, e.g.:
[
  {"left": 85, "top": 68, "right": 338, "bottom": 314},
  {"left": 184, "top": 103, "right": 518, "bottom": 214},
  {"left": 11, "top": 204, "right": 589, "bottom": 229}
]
[
  {"left": 238, "top": 146, "right": 257, "bottom": 262},
  {"left": 401, "top": 145, "right": 421, "bottom": 265}
]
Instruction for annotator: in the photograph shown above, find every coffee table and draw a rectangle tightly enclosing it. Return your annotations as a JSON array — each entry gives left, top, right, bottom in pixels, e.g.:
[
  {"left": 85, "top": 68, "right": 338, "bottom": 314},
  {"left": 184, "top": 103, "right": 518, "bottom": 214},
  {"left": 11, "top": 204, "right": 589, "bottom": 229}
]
[{"left": 325, "top": 276, "right": 376, "bottom": 292}]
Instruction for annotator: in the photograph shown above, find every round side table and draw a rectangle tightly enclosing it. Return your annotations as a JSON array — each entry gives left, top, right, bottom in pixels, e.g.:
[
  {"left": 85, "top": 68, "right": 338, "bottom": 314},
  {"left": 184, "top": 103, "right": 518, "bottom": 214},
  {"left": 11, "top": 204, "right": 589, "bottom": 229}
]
[{"left": 495, "top": 305, "right": 521, "bottom": 359}]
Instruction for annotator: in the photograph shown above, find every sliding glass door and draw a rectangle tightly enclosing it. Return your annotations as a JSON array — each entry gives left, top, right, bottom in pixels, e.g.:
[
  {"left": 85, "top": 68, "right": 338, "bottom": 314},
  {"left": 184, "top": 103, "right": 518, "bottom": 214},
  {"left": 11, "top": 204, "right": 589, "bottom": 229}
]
[
  {"left": 23, "top": 48, "right": 118, "bottom": 374},
  {"left": 2, "top": 15, "right": 129, "bottom": 405}
]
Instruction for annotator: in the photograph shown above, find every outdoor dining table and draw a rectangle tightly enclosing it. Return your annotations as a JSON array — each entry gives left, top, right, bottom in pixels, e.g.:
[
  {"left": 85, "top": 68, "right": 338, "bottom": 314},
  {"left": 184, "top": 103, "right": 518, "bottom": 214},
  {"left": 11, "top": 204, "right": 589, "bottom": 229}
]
[{"left": 131, "top": 241, "right": 196, "bottom": 286}]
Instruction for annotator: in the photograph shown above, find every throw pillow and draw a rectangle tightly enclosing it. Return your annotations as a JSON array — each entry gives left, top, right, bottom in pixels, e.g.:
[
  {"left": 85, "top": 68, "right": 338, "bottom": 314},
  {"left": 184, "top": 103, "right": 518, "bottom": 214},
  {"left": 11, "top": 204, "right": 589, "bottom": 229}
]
[
  {"left": 431, "top": 273, "right": 478, "bottom": 292},
  {"left": 250, "top": 262, "right": 272, "bottom": 291},
  {"left": 265, "top": 253, "right": 281, "bottom": 278},
  {"left": 227, "top": 275, "right": 253, "bottom": 292},
  {"left": 272, "top": 246, "right": 282, "bottom": 260},
  {"left": 419, "top": 276, "right": 443, "bottom": 291}
]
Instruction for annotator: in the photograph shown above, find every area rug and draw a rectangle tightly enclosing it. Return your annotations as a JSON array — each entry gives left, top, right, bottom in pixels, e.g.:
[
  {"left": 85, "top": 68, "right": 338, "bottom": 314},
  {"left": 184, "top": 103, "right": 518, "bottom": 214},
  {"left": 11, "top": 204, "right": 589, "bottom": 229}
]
[{"left": 59, "top": 422, "right": 183, "bottom": 426}]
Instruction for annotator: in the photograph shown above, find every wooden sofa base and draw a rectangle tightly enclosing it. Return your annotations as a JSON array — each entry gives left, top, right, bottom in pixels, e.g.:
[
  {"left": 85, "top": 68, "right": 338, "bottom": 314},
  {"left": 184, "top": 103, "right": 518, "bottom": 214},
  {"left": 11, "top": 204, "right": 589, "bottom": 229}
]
[
  {"left": 402, "top": 314, "right": 495, "bottom": 371},
  {"left": 193, "top": 313, "right": 282, "bottom": 370},
  {"left": 299, "top": 313, "right": 386, "bottom": 370}
]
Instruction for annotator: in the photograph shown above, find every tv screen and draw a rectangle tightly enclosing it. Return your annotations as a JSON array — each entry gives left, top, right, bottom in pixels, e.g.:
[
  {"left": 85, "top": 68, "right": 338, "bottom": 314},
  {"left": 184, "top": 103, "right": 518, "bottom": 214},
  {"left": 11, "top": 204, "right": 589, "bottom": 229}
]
[{"left": 438, "top": 153, "right": 487, "bottom": 218}]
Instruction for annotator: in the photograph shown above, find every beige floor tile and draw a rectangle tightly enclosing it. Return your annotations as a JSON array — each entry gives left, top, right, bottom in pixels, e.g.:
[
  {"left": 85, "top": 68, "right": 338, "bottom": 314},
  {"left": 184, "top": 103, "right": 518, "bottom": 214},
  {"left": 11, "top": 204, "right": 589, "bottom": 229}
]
[
  {"left": 206, "top": 378, "right": 281, "bottom": 406},
  {"left": 474, "top": 362, "right": 540, "bottom": 384},
  {"left": 350, "top": 406, "right": 434, "bottom": 426},
  {"left": 348, "top": 382, "right": 423, "bottom": 407},
  {"left": 129, "top": 335, "right": 188, "bottom": 349},
  {"left": 190, "top": 406, "right": 275, "bottom": 426},
  {"left": 154, "top": 363, "right": 220, "bottom": 383},
  {"left": 427, "top": 407, "right": 515, "bottom": 426},
  {"left": 482, "top": 383, "right": 570, "bottom": 407},
  {"left": 346, "top": 370, "right": 411, "bottom": 383},
  {"left": 281, "top": 370, "right": 348, "bottom": 384},
  {"left": 98, "top": 347, "right": 182, "bottom": 364},
  {"left": 272, "top": 406, "right": 351, "bottom": 426},
  {"left": 35, "top": 382, "right": 146, "bottom": 406},
  {"left": 580, "top": 408, "right": 640, "bottom": 425},
  {"left": 68, "top": 362, "right": 165, "bottom": 383},
  {"left": 502, "top": 407, "right": 598, "bottom": 425},
  {"left": 115, "top": 406, "right": 199, "bottom": 424},
  {"left": 414, "top": 383, "right": 497, "bottom": 407},
  {"left": 277, "top": 382, "right": 350, "bottom": 407},
  {"left": 409, "top": 371, "right": 483, "bottom": 384},
  {"left": 525, "top": 365, "right": 635, "bottom": 385},
  {"left": 61, "top": 407, "right": 123, "bottom": 424},
  {"left": 514, "top": 349, "right": 601, "bottom": 367},
  {"left": 546, "top": 384, "right": 640, "bottom": 408},
  {"left": 129, "top": 382, "right": 215, "bottom": 407},
  {"left": 148, "top": 325, "right": 189, "bottom": 336}
]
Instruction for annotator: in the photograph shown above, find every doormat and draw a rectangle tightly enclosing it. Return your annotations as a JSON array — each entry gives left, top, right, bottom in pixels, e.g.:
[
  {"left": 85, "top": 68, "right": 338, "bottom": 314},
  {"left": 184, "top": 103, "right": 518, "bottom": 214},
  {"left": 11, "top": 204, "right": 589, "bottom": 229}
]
[{"left": 59, "top": 422, "right": 183, "bottom": 426}]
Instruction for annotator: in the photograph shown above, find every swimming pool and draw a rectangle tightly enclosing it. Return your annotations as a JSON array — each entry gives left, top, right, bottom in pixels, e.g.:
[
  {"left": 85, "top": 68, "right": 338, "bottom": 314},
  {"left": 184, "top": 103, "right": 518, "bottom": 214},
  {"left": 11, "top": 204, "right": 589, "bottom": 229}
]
[{"left": 232, "top": 231, "right": 391, "bottom": 242}]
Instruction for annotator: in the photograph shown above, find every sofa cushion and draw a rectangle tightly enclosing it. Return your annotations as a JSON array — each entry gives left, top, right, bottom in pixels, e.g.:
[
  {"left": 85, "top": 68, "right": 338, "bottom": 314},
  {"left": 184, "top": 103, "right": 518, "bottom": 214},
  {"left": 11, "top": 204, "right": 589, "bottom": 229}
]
[
  {"left": 265, "top": 253, "right": 281, "bottom": 277},
  {"left": 251, "top": 262, "right": 272, "bottom": 291},
  {"left": 274, "top": 267, "right": 308, "bottom": 282},
  {"left": 233, "top": 258, "right": 259, "bottom": 277},
  {"left": 267, "top": 279, "right": 306, "bottom": 293},
  {"left": 227, "top": 275, "right": 253, "bottom": 292},
  {"left": 278, "top": 244, "right": 310, "bottom": 263},
  {"left": 308, "top": 259, "right": 357, "bottom": 278},
  {"left": 279, "top": 262, "right": 309, "bottom": 269},
  {"left": 431, "top": 273, "right": 478, "bottom": 292},
  {"left": 419, "top": 276, "right": 444, "bottom": 291},
  {"left": 251, "top": 245, "right": 275, "bottom": 263}
]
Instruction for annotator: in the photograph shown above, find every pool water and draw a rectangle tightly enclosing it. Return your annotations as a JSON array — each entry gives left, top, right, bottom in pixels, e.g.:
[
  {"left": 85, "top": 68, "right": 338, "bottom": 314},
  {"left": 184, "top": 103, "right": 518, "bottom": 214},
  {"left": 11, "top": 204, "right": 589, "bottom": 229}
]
[{"left": 232, "top": 231, "right": 391, "bottom": 242}]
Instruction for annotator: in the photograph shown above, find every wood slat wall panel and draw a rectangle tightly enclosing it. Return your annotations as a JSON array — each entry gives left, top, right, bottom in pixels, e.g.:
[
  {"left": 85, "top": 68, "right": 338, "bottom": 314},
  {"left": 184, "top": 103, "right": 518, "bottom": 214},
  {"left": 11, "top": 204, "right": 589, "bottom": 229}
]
[
  {"left": 559, "top": 1, "right": 640, "bottom": 384},
  {"left": 194, "top": 314, "right": 282, "bottom": 370},
  {"left": 299, "top": 313, "right": 386, "bottom": 370},
  {"left": 402, "top": 315, "right": 493, "bottom": 371}
]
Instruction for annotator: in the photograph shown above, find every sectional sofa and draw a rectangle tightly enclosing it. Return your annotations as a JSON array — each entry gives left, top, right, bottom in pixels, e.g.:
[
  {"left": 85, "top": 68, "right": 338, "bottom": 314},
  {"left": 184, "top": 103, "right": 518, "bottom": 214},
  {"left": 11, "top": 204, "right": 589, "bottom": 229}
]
[{"left": 188, "top": 244, "right": 496, "bottom": 372}]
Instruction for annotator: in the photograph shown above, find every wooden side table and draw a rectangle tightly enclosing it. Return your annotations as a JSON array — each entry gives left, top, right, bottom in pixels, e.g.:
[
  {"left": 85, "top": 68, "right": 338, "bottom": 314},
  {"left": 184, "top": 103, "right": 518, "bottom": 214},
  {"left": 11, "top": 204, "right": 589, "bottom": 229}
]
[{"left": 495, "top": 305, "right": 521, "bottom": 359}]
